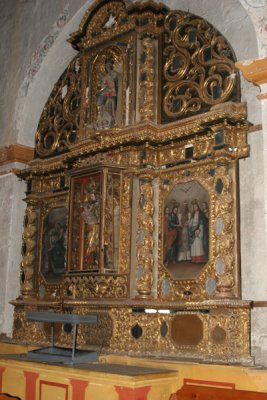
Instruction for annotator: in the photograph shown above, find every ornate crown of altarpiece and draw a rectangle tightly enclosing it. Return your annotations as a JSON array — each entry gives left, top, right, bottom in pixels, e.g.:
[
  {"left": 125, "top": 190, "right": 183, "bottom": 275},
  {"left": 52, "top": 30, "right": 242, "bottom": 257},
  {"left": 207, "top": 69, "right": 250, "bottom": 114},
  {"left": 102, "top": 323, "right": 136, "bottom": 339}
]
[{"left": 14, "top": 0, "right": 252, "bottom": 364}]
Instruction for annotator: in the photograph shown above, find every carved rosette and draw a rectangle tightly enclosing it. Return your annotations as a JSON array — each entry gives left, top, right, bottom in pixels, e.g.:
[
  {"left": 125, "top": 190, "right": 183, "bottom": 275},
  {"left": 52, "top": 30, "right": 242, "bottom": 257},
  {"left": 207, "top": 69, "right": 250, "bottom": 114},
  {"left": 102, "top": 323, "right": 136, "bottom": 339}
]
[
  {"left": 21, "top": 206, "right": 38, "bottom": 298},
  {"left": 139, "top": 36, "right": 156, "bottom": 122},
  {"left": 136, "top": 176, "right": 154, "bottom": 298}
]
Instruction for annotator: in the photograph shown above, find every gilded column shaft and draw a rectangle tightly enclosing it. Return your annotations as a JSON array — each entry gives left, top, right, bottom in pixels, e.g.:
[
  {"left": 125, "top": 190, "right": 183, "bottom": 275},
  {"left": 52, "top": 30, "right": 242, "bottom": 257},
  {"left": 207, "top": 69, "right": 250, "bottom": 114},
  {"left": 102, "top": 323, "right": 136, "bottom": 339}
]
[
  {"left": 21, "top": 205, "right": 38, "bottom": 298},
  {"left": 139, "top": 37, "right": 156, "bottom": 122},
  {"left": 136, "top": 177, "right": 154, "bottom": 298}
]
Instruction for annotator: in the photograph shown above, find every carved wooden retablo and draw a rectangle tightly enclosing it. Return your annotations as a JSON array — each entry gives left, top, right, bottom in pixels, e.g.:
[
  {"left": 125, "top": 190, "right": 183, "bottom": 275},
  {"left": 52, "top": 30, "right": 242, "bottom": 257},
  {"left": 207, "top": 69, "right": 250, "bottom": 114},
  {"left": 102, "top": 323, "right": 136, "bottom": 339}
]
[{"left": 13, "top": 0, "right": 252, "bottom": 365}]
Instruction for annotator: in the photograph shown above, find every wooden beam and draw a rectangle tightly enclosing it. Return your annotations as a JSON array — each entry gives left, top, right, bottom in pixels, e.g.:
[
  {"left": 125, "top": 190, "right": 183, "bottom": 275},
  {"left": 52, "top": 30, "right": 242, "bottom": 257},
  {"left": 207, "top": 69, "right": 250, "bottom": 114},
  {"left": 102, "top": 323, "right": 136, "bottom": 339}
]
[{"left": 0, "top": 144, "right": 34, "bottom": 166}]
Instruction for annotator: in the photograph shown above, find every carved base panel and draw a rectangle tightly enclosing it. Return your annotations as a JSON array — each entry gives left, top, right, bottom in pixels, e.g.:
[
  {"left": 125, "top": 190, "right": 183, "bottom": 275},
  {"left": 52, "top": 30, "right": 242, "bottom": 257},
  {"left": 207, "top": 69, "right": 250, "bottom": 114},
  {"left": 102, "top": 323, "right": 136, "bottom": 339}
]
[
  {"left": 108, "top": 303, "right": 252, "bottom": 365},
  {"left": 13, "top": 306, "right": 113, "bottom": 350},
  {"left": 12, "top": 301, "right": 252, "bottom": 365}
]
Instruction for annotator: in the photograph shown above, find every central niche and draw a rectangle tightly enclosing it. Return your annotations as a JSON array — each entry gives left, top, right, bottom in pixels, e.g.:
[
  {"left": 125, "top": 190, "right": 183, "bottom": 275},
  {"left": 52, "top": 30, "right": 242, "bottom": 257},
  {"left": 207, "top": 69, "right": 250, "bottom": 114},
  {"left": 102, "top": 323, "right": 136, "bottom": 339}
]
[
  {"left": 163, "top": 180, "right": 209, "bottom": 280},
  {"left": 68, "top": 168, "right": 122, "bottom": 273}
]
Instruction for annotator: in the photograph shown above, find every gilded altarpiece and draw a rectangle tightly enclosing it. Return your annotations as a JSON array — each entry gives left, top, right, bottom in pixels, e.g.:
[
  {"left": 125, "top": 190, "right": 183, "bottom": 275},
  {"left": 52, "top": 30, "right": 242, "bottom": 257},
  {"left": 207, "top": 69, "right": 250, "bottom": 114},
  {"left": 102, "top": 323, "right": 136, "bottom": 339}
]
[{"left": 13, "top": 0, "right": 253, "bottom": 365}]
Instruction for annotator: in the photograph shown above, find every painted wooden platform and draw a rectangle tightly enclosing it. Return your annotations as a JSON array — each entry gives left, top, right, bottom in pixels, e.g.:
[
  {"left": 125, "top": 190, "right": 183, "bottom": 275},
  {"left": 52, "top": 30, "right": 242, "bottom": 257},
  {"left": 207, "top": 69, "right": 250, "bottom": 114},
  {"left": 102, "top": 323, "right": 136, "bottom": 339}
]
[{"left": 1, "top": 343, "right": 267, "bottom": 400}]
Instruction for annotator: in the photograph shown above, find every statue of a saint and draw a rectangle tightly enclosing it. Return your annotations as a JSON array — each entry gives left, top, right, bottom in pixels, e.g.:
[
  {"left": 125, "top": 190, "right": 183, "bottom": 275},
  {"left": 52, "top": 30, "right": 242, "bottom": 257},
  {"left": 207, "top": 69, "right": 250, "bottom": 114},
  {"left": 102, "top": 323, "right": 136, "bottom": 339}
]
[{"left": 95, "top": 58, "right": 121, "bottom": 129}]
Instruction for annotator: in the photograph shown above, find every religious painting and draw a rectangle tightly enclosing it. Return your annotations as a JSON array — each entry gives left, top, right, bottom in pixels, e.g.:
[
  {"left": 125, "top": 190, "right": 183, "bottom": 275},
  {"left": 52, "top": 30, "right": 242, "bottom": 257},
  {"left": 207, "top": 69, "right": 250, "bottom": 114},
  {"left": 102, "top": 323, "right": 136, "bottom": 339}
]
[
  {"left": 163, "top": 180, "right": 209, "bottom": 280},
  {"left": 41, "top": 206, "right": 67, "bottom": 282},
  {"left": 69, "top": 169, "right": 121, "bottom": 273},
  {"left": 69, "top": 172, "right": 102, "bottom": 272}
]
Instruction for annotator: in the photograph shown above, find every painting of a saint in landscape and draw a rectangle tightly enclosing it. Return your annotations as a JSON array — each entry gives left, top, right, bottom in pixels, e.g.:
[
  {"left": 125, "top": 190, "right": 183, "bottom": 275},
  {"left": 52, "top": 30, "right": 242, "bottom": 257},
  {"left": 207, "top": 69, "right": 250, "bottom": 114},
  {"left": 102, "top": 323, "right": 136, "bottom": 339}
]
[{"left": 163, "top": 181, "right": 209, "bottom": 280}]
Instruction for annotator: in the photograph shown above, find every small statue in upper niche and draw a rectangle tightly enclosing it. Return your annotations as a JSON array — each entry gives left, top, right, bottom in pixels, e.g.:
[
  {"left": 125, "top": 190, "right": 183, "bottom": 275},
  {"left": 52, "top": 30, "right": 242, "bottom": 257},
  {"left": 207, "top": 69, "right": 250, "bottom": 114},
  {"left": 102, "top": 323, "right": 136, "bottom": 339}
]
[{"left": 95, "top": 57, "right": 121, "bottom": 130}]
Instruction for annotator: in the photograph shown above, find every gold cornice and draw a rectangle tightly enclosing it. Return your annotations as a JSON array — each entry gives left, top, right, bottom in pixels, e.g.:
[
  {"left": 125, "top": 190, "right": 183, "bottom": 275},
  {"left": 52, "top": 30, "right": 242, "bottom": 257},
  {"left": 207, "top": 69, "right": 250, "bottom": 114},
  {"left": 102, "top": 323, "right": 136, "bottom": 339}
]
[
  {"left": 70, "top": 102, "right": 247, "bottom": 151},
  {"left": 12, "top": 297, "right": 252, "bottom": 309},
  {"left": 0, "top": 144, "right": 34, "bottom": 166},
  {"left": 18, "top": 102, "right": 248, "bottom": 178},
  {"left": 236, "top": 57, "right": 267, "bottom": 87}
]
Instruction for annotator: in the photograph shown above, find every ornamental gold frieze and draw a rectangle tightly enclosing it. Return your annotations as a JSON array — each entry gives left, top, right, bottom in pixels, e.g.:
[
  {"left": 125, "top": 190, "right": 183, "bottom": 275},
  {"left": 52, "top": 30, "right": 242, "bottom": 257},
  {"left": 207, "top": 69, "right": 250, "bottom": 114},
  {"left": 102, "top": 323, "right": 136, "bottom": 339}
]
[
  {"left": 157, "top": 158, "right": 238, "bottom": 301},
  {"left": 17, "top": 157, "right": 67, "bottom": 180},
  {"left": 25, "top": 108, "right": 246, "bottom": 167},
  {"left": 29, "top": 172, "right": 69, "bottom": 195},
  {"left": 69, "top": 148, "right": 140, "bottom": 171},
  {"left": 37, "top": 275, "right": 63, "bottom": 301},
  {"left": 42, "top": 174, "right": 66, "bottom": 193},
  {"left": 109, "top": 306, "right": 252, "bottom": 363},
  {"left": 60, "top": 103, "right": 248, "bottom": 160},
  {"left": 29, "top": 173, "right": 68, "bottom": 195},
  {"left": 64, "top": 274, "right": 128, "bottom": 299}
]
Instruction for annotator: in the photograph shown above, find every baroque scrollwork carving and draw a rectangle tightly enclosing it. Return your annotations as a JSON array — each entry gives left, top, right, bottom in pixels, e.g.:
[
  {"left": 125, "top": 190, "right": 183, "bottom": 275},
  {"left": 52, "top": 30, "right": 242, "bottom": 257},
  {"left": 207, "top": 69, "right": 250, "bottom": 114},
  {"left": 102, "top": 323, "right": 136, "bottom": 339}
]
[
  {"left": 163, "top": 11, "right": 238, "bottom": 122},
  {"left": 35, "top": 56, "right": 82, "bottom": 158}
]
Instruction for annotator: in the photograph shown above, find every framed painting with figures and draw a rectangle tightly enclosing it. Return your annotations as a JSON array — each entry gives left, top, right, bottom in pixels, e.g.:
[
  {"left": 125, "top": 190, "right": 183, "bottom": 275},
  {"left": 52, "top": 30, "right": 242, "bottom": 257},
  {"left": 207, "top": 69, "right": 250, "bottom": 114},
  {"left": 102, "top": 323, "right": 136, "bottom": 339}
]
[
  {"left": 68, "top": 168, "right": 122, "bottom": 273},
  {"left": 40, "top": 206, "right": 67, "bottom": 283},
  {"left": 163, "top": 180, "right": 209, "bottom": 280}
]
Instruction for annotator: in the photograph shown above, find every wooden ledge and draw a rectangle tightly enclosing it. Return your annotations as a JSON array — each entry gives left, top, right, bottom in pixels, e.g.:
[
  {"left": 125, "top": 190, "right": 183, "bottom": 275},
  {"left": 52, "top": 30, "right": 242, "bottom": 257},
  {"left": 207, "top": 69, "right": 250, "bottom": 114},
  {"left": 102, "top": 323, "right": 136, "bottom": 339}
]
[
  {"left": 0, "top": 144, "right": 34, "bottom": 167},
  {"left": 236, "top": 57, "right": 267, "bottom": 87}
]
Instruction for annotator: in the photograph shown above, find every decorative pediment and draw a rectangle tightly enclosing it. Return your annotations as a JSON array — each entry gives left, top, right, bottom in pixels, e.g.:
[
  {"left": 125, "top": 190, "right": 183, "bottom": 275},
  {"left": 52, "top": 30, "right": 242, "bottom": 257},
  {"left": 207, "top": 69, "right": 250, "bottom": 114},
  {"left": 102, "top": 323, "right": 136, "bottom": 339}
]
[
  {"left": 68, "top": 0, "right": 168, "bottom": 50},
  {"left": 35, "top": 0, "right": 240, "bottom": 159}
]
